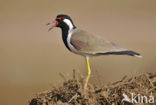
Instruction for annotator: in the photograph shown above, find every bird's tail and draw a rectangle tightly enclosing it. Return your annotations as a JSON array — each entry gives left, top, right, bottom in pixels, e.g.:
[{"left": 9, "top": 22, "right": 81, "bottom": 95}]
[{"left": 98, "top": 50, "right": 142, "bottom": 58}]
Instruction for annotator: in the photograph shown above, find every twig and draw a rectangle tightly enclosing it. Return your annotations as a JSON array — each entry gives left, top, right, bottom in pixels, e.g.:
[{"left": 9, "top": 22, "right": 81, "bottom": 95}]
[
  {"left": 68, "top": 93, "right": 78, "bottom": 103},
  {"left": 59, "top": 73, "right": 67, "bottom": 81},
  {"left": 73, "top": 69, "right": 75, "bottom": 80}
]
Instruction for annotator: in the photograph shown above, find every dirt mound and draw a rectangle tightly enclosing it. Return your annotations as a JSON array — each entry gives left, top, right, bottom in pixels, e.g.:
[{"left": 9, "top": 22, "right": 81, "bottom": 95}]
[{"left": 29, "top": 72, "right": 156, "bottom": 105}]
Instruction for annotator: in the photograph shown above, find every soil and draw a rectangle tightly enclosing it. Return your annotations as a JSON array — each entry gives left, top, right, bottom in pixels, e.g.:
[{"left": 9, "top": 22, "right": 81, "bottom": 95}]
[{"left": 29, "top": 72, "right": 156, "bottom": 105}]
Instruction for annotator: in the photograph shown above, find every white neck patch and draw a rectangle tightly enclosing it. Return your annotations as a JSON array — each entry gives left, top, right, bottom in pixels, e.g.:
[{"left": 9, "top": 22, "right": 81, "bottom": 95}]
[
  {"left": 63, "top": 19, "right": 74, "bottom": 31},
  {"left": 63, "top": 19, "right": 77, "bottom": 52}
]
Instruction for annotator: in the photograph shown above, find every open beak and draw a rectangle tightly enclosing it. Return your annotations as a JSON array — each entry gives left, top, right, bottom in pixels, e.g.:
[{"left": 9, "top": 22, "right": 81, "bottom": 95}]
[{"left": 46, "top": 20, "right": 58, "bottom": 31}]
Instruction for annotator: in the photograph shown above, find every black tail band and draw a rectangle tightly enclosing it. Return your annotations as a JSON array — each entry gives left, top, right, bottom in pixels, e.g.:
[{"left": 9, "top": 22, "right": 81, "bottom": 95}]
[{"left": 97, "top": 50, "right": 140, "bottom": 56}]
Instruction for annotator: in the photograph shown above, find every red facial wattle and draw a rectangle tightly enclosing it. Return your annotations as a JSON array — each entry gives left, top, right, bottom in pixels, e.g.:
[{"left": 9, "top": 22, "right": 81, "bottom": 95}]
[{"left": 56, "top": 17, "right": 64, "bottom": 20}]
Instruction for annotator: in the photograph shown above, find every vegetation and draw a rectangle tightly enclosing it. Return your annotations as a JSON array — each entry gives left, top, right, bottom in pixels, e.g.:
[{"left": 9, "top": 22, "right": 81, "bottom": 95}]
[{"left": 29, "top": 71, "right": 156, "bottom": 105}]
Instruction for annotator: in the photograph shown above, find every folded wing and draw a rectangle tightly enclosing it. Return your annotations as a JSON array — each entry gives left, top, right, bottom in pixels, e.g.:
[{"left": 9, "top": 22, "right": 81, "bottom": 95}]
[{"left": 71, "top": 29, "right": 128, "bottom": 55}]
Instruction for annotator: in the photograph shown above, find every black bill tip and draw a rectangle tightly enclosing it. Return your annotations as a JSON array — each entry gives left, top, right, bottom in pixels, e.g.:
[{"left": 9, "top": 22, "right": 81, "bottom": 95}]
[
  {"left": 48, "top": 27, "right": 53, "bottom": 32},
  {"left": 46, "top": 23, "right": 51, "bottom": 26}
]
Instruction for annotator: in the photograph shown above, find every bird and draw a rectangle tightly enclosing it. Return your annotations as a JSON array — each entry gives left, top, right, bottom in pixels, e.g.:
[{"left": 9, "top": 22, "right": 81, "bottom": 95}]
[{"left": 47, "top": 14, "right": 142, "bottom": 89}]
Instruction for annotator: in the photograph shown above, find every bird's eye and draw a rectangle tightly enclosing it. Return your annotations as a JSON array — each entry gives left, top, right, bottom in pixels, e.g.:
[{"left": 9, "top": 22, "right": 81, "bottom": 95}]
[{"left": 56, "top": 17, "right": 64, "bottom": 21}]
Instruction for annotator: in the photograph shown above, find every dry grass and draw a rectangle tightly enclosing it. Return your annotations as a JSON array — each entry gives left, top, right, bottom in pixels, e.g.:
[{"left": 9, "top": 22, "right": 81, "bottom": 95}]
[{"left": 29, "top": 71, "right": 156, "bottom": 105}]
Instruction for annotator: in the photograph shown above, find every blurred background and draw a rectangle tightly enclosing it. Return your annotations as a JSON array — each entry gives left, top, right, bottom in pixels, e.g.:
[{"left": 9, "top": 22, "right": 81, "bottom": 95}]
[{"left": 0, "top": 0, "right": 156, "bottom": 105}]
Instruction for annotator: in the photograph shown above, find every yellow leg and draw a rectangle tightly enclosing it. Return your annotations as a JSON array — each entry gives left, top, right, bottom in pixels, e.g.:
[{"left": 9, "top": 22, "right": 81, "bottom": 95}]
[{"left": 84, "top": 57, "right": 91, "bottom": 89}]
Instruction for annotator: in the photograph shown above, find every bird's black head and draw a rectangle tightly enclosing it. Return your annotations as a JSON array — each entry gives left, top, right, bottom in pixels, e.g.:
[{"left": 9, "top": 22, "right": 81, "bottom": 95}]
[{"left": 47, "top": 14, "right": 76, "bottom": 31}]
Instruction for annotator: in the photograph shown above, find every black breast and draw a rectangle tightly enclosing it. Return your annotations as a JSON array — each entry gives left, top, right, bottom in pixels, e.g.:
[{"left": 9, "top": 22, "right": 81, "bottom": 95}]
[{"left": 61, "top": 27, "right": 71, "bottom": 51}]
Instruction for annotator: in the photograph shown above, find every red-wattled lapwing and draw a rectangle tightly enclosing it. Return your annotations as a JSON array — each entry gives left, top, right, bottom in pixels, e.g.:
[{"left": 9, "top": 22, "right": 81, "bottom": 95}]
[{"left": 47, "top": 14, "right": 142, "bottom": 89}]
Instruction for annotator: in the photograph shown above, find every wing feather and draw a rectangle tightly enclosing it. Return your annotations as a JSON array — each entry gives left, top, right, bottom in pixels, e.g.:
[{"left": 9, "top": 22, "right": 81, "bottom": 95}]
[{"left": 71, "top": 29, "right": 127, "bottom": 54}]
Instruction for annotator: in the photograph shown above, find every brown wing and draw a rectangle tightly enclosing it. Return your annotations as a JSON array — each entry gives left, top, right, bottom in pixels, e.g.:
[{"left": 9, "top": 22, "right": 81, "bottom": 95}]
[{"left": 71, "top": 29, "right": 127, "bottom": 54}]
